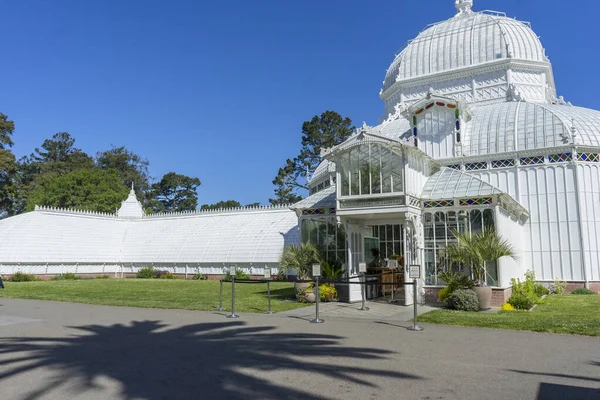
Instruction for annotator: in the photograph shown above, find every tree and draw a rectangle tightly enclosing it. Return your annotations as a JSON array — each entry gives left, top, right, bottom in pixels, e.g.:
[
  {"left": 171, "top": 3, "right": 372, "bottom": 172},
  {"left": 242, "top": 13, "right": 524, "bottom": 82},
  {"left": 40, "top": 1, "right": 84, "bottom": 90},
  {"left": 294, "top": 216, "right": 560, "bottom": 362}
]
[
  {"left": 444, "top": 227, "right": 516, "bottom": 286},
  {"left": 96, "top": 146, "right": 151, "bottom": 205},
  {"left": 25, "top": 168, "right": 130, "bottom": 213},
  {"left": 270, "top": 111, "right": 354, "bottom": 205},
  {"left": 12, "top": 132, "right": 94, "bottom": 214},
  {"left": 279, "top": 243, "right": 321, "bottom": 280},
  {"left": 0, "top": 113, "right": 16, "bottom": 216},
  {"left": 148, "top": 172, "right": 201, "bottom": 213},
  {"left": 200, "top": 200, "right": 241, "bottom": 210},
  {"left": 32, "top": 132, "right": 94, "bottom": 174}
]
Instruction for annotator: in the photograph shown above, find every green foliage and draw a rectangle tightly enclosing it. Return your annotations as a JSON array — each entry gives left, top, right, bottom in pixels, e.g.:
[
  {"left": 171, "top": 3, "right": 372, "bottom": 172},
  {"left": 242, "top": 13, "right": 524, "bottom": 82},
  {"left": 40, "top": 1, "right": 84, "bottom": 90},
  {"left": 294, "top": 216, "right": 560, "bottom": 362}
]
[
  {"left": 157, "top": 271, "right": 176, "bottom": 280},
  {"left": 8, "top": 272, "right": 40, "bottom": 282},
  {"left": 449, "top": 289, "right": 479, "bottom": 311},
  {"left": 445, "top": 227, "right": 515, "bottom": 285},
  {"left": 571, "top": 287, "right": 596, "bottom": 295},
  {"left": 136, "top": 267, "right": 155, "bottom": 279},
  {"left": 0, "top": 113, "right": 16, "bottom": 216},
  {"left": 223, "top": 269, "right": 251, "bottom": 281},
  {"left": 200, "top": 200, "right": 242, "bottom": 210},
  {"left": 320, "top": 259, "right": 344, "bottom": 279},
  {"left": 25, "top": 168, "right": 130, "bottom": 213},
  {"left": 279, "top": 243, "right": 320, "bottom": 279},
  {"left": 51, "top": 273, "right": 81, "bottom": 281},
  {"left": 270, "top": 111, "right": 354, "bottom": 205},
  {"left": 95, "top": 275, "right": 110, "bottom": 279},
  {"left": 318, "top": 283, "right": 337, "bottom": 302},
  {"left": 95, "top": 145, "right": 151, "bottom": 206},
  {"left": 511, "top": 270, "right": 537, "bottom": 298},
  {"left": 508, "top": 293, "right": 536, "bottom": 310},
  {"left": 438, "top": 286, "right": 452, "bottom": 303},
  {"left": 551, "top": 278, "right": 567, "bottom": 294},
  {"left": 148, "top": 172, "right": 201, "bottom": 213},
  {"left": 534, "top": 284, "right": 550, "bottom": 297},
  {"left": 0, "top": 280, "right": 309, "bottom": 314},
  {"left": 192, "top": 272, "right": 206, "bottom": 280},
  {"left": 419, "top": 294, "right": 600, "bottom": 336}
]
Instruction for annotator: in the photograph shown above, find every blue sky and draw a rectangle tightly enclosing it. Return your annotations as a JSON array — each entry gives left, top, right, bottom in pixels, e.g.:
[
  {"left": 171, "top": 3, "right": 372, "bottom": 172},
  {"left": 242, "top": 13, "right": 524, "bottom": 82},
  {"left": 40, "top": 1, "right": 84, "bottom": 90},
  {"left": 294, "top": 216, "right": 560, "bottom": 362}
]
[{"left": 3, "top": 0, "right": 600, "bottom": 206}]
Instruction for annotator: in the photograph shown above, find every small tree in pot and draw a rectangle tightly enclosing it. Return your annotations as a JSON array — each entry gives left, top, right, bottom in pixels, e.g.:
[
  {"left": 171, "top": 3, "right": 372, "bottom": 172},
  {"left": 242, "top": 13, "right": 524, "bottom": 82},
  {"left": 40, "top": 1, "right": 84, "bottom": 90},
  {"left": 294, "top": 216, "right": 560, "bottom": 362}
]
[
  {"left": 279, "top": 243, "right": 320, "bottom": 296},
  {"left": 445, "top": 227, "right": 515, "bottom": 310}
]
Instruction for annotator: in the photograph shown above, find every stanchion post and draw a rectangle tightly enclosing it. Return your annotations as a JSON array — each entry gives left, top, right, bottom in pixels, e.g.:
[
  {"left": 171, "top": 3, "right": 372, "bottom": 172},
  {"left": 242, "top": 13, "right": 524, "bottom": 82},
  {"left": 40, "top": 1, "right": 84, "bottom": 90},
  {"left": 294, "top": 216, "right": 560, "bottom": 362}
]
[
  {"left": 310, "top": 263, "right": 324, "bottom": 323},
  {"left": 215, "top": 279, "right": 225, "bottom": 311},
  {"left": 358, "top": 262, "right": 369, "bottom": 311},
  {"left": 264, "top": 268, "right": 273, "bottom": 315},
  {"left": 407, "top": 264, "right": 423, "bottom": 331},
  {"left": 226, "top": 264, "right": 239, "bottom": 318}
]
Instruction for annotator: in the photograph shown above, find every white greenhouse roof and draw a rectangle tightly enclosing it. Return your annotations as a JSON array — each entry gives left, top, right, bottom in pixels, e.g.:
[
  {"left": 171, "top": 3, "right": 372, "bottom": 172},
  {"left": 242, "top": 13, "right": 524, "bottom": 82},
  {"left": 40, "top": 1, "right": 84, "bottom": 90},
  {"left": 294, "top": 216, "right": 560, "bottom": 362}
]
[
  {"left": 291, "top": 186, "right": 336, "bottom": 210},
  {"left": 0, "top": 206, "right": 299, "bottom": 264},
  {"left": 383, "top": 10, "right": 545, "bottom": 91},
  {"left": 421, "top": 168, "right": 502, "bottom": 200},
  {"left": 463, "top": 102, "right": 600, "bottom": 156}
]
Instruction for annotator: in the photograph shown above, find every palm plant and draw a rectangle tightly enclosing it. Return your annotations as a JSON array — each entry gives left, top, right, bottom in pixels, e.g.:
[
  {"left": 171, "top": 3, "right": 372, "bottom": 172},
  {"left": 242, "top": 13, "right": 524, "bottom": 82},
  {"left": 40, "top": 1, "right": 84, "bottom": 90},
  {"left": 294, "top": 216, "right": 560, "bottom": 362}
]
[
  {"left": 279, "top": 243, "right": 320, "bottom": 279},
  {"left": 444, "top": 227, "right": 515, "bottom": 286}
]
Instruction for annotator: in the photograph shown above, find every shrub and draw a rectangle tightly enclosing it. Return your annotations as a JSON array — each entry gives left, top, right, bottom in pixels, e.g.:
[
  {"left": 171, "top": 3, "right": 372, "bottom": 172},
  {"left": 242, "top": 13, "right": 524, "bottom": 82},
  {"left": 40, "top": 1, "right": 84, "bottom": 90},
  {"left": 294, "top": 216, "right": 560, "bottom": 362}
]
[
  {"left": 51, "top": 273, "right": 80, "bottom": 281},
  {"left": 508, "top": 293, "right": 536, "bottom": 310},
  {"left": 320, "top": 260, "right": 344, "bottom": 279},
  {"left": 550, "top": 278, "right": 567, "bottom": 294},
  {"left": 571, "top": 287, "right": 596, "bottom": 295},
  {"left": 449, "top": 289, "right": 479, "bottom": 311},
  {"left": 192, "top": 272, "right": 206, "bottom": 280},
  {"left": 95, "top": 275, "right": 110, "bottom": 279},
  {"left": 501, "top": 302, "right": 515, "bottom": 311},
  {"left": 8, "top": 272, "right": 39, "bottom": 282},
  {"left": 511, "top": 270, "right": 537, "bottom": 298},
  {"left": 136, "top": 267, "right": 155, "bottom": 279},
  {"left": 534, "top": 284, "right": 550, "bottom": 297},
  {"left": 158, "top": 271, "right": 175, "bottom": 279},
  {"left": 438, "top": 286, "right": 452, "bottom": 303},
  {"left": 319, "top": 283, "right": 337, "bottom": 302},
  {"left": 223, "top": 269, "right": 250, "bottom": 281}
]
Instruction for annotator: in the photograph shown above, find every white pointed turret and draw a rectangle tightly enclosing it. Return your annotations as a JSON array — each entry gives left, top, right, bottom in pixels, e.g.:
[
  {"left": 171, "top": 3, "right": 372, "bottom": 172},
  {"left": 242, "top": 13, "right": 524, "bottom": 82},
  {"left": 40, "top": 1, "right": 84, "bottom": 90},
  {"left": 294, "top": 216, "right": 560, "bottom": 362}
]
[{"left": 117, "top": 186, "right": 144, "bottom": 218}]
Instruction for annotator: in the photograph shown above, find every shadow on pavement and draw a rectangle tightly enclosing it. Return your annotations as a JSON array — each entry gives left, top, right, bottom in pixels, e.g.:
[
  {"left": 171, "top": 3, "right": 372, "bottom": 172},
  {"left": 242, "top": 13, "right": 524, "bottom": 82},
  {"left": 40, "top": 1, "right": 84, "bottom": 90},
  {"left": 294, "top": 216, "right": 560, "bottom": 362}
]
[
  {"left": 510, "top": 362, "right": 600, "bottom": 400},
  {"left": 0, "top": 320, "right": 423, "bottom": 399}
]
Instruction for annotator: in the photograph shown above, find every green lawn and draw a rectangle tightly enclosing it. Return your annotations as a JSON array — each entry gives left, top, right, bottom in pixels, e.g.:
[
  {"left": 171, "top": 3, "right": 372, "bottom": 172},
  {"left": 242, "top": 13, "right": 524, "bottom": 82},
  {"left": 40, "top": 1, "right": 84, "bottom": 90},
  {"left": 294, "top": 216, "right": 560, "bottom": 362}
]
[
  {"left": 419, "top": 294, "right": 600, "bottom": 336},
  {"left": 0, "top": 279, "right": 310, "bottom": 314}
]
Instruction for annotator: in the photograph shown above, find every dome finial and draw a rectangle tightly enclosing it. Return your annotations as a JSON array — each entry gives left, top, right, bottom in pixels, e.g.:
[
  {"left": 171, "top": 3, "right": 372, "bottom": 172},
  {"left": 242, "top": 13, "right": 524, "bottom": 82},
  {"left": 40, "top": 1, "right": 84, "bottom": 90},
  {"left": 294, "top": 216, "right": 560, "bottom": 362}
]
[{"left": 455, "top": 0, "right": 473, "bottom": 15}]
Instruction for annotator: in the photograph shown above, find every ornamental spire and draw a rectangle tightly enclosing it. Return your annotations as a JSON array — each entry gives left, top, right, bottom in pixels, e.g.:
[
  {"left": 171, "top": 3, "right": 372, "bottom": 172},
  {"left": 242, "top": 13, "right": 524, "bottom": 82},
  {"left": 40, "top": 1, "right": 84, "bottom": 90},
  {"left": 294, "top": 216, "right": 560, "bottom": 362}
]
[{"left": 455, "top": 0, "right": 473, "bottom": 15}]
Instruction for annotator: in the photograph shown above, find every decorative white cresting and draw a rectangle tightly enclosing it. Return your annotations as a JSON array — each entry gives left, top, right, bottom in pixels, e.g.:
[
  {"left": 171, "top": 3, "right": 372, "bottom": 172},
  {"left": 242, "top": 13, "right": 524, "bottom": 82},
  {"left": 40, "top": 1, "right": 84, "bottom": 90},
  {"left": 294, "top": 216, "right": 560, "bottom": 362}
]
[{"left": 455, "top": 0, "right": 473, "bottom": 15}]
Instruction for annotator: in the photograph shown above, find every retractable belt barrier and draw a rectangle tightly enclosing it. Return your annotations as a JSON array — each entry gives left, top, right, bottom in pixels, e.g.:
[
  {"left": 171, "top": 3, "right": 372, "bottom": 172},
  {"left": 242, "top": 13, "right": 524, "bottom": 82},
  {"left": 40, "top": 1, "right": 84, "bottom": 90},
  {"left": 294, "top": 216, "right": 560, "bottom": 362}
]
[
  {"left": 216, "top": 279, "right": 274, "bottom": 316},
  {"left": 291, "top": 274, "right": 424, "bottom": 331}
]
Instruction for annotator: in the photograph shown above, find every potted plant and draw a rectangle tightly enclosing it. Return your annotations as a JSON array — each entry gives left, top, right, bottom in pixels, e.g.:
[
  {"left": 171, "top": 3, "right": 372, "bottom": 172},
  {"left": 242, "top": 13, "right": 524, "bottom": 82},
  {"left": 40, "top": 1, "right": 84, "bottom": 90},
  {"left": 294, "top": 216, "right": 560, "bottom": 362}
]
[
  {"left": 444, "top": 227, "right": 515, "bottom": 310},
  {"left": 279, "top": 243, "right": 320, "bottom": 294}
]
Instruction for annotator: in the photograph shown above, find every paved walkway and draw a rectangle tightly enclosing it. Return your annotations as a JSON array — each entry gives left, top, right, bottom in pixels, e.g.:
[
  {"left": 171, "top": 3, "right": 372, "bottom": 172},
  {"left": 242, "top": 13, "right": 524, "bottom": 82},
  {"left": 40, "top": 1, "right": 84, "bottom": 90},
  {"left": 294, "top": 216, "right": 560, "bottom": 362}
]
[
  {"left": 276, "top": 300, "right": 435, "bottom": 322},
  {"left": 0, "top": 298, "right": 599, "bottom": 400}
]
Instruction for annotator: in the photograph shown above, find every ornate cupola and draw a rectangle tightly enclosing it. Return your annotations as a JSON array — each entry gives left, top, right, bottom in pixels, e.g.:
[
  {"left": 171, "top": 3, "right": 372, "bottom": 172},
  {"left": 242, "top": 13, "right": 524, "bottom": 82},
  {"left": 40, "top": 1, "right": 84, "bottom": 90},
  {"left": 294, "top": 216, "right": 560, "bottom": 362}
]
[{"left": 380, "top": 0, "right": 556, "bottom": 116}]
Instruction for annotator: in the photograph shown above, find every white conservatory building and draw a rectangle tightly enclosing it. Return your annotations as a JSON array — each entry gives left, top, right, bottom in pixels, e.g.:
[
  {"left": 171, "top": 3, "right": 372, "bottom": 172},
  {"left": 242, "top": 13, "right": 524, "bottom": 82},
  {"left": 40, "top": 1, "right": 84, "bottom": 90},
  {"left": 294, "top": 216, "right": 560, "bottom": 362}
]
[
  {"left": 1, "top": 1, "right": 600, "bottom": 305},
  {"left": 291, "top": 0, "right": 600, "bottom": 304},
  {"left": 0, "top": 188, "right": 299, "bottom": 279}
]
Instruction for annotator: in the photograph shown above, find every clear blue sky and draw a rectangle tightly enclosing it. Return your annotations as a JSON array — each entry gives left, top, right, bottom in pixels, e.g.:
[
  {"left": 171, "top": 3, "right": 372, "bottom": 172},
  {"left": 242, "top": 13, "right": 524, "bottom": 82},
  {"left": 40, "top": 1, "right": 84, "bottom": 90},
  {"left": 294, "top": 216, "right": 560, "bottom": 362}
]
[{"left": 3, "top": 0, "right": 599, "bottom": 206}]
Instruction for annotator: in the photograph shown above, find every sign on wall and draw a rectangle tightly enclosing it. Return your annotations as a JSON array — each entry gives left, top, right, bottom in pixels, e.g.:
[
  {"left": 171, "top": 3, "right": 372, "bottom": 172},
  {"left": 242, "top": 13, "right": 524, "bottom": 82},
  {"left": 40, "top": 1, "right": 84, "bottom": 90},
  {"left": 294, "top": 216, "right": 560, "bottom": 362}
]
[
  {"left": 358, "top": 262, "right": 367, "bottom": 273},
  {"left": 409, "top": 264, "right": 421, "bottom": 279}
]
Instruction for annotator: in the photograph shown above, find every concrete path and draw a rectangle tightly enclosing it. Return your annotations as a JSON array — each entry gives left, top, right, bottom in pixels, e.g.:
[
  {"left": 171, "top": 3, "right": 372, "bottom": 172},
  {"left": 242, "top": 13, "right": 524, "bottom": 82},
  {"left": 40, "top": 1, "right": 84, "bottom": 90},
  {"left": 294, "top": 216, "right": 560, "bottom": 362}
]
[
  {"left": 0, "top": 298, "right": 598, "bottom": 400},
  {"left": 277, "top": 300, "right": 436, "bottom": 322}
]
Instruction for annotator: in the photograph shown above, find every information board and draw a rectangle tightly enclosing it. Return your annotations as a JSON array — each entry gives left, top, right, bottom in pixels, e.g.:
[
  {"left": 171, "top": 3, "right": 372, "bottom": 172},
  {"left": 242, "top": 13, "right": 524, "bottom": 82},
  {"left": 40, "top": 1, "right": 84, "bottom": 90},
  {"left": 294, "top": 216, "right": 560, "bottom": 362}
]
[
  {"left": 229, "top": 265, "right": 237, "bottom": 275},
  {"left": 358, "top": 262, "right": 367, "bottom": 273},
  {"left": 409, "top": 265, "right": 421, "bottom": 279},
  {"left": 312, "top": 264, "right": 321, "bottom": 277},
  {"left": 264, "top": 268, "right": 271, "bottom": 279}
]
